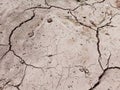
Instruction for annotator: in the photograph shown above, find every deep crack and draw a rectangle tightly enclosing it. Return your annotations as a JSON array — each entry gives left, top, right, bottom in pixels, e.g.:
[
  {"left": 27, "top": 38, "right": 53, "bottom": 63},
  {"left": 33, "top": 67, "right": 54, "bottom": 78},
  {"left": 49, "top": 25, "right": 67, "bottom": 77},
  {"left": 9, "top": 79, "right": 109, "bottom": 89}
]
[
  {"left": 11, "top": 65, "right": 27, "bottom": 90},
  {"left": 0, "top": 10, "right": 35, "bottom": 61},
  {"left": 69, "top": 11, "right": 96, "bottom": 31},
  {"left": 89, "top": 66, "right": 120, "bottom": 90},
  {"left": 96, "top": 28, "right": 103, "bottom": 71},
  {"left": 8, "top": 10, "right": 35, "bottom": 51},
  {"left": 0, "top": 1, "right": 120, "bottom": 90}
]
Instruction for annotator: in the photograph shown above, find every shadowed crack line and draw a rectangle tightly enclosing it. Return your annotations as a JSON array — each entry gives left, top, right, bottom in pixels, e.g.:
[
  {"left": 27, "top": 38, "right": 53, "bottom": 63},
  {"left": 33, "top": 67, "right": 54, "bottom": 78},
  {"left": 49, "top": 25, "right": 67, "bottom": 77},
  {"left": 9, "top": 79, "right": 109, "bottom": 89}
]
[
  {"left": 0, "top": 50, "right": 43, "bottom": 90},
  {"left": 11, "top": 50, "right": 44, "bottom": 72},
  {"left": 8, "top": 10, "right": 35, "bottom": 51},
  {"left": 0, "top": 9, "right": 45, "bottom": 89},
  {"left": 29, "top": 0, "right": 111, "bottom": 73},
  {"left": 89, "top": 66, "right": 120, "bottom": 90},
  {"left": 92, "top": 0, "right": 106, "bottom": 5},
  {"left": 98, "top": 13, "right": 119, "bottom": 29},
  {"left": 45, "top": 0, "right": 81, "bottom": 11},
  {"left": 0, "top": 10, "right": 35, "bottom": 62},
  {"left": 0, "top": 80, "right": 11, "bottom": 90},
  {"left": 0, "top": 10, "right": 36, "bottom": 89},
  {"left": 89, "top": 13, "right": 120, "bottom": 90},
  {"left": 95, "top": 13, "right": 119, "bottom": 71},
  {"left": 96, "top": 28, "right": 103, "bottom": 71},
  {"left": 25, "top": 0, "right": 94, "bottom": 12},
  {"left": 11, "top": 65, "right": 27, "bottom": 90},
  {"left": 0, "top": 1, "right": 119, "bottom": 90},
  {"left": 25, "top": 2, "right": 82, "bottom": 11},
  {"left": 25, "top": 5, "right": 52, "bottom": 11},
  {"left": 69, "top": 11, "right": 96, "bottom": 31},
  {"left": 25, "top": 0, "right": 96, "bottom": 31},
  {"left": 9, "top": 50, "right": 44, "bottom": 90}
]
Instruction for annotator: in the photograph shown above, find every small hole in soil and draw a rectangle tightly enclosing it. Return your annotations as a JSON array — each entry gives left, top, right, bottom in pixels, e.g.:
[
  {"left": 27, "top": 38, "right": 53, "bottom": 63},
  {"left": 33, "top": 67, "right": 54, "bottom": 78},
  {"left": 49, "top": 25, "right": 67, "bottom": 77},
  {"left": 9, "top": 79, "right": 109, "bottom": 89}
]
[
  {"left": 48, "top": 54, "right": 53, "bottom": 57},
  {"left": 28, "top": 31, "right": 34, "bottom": 37},
  {"left": 47, "top": 18, "right": 53, "bottom": 23}
]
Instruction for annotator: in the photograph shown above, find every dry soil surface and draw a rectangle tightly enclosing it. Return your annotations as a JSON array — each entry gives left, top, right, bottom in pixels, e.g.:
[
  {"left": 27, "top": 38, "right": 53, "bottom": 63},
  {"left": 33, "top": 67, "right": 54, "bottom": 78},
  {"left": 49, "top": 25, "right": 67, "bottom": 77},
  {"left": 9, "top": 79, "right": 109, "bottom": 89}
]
[{"left": 0, "top": 0, "right": 120, "bottom": 90}]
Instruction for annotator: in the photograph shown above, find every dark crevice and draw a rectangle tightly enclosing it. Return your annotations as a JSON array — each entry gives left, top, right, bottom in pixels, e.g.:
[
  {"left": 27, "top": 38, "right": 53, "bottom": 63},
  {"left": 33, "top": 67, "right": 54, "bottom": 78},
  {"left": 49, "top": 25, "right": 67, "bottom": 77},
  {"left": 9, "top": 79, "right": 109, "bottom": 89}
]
[
  {"left": 9, "top": 50, "right": 44, "bottom": 89},
  {"left": 0, "top": 80, "right": 11, "bottom": 90},
  {"left": 44, "top": 0, "right": 80, "bottom": 11},
  {"left": 0, "top": 10, "right": 36, "bottom": 90},
  {"left": 92, "top": 0, "right": 106, "bottom": 5},
  {"left": 0, "top": 9, "right": 44, "bottom": 89},
  {"left": 25, "top": 5, "right": 52, "bottom": 11},
  {"left": 98, "top": 13, "right": 119, "bottom": 29},
  {"left": 95, "top": 13, "right": 118, "bottom": 71},
  {"left": 96, "top": 28, "right": 103, "bottom": 71},
  {"left": 25, "top": 0, "right": 96, "bottom": 31},
  {"left": 0, "top": 1, "right": 119, "bottom": 90},
  {"left": 89, "top": 66, "right": 120, "bottom": 90},
  {"left": 0, "top": 10, "right": 35, "bottom": 62},
  {"left": 26, "top": 0, "right": 91, "bottom": 11},
  {"left": 11, "top": 65, "right": 27, "bottom": 90},
  {"left": 11, "top": 50, "right": 44, "bottom": 71},
  {"left": 0, "top": 11, "right": 35, "bottom": 90},
  {"left": 8, "top": 10, "right": 35, "bottom": 51},
  {"left": 89, "top": 13, "right": 119, "bottom": 90},
  {"left": 69, "top": 11, "right": 96, "bottom": 31}
]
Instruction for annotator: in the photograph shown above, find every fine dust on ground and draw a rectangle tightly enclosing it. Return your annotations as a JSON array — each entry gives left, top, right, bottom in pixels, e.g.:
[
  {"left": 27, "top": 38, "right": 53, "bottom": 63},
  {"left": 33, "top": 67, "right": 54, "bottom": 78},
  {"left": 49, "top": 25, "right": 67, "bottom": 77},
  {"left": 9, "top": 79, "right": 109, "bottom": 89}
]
[{"left": 0, "top": 0, "right": 120, "bottom": 90}]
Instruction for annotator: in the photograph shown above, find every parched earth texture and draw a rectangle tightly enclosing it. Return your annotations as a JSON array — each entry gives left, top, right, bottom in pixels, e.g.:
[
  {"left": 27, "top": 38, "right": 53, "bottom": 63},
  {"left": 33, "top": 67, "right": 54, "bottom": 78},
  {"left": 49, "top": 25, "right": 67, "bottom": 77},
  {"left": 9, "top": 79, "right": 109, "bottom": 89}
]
[{"left": 0, "top": 0, "right": 120, "bottom": 90}]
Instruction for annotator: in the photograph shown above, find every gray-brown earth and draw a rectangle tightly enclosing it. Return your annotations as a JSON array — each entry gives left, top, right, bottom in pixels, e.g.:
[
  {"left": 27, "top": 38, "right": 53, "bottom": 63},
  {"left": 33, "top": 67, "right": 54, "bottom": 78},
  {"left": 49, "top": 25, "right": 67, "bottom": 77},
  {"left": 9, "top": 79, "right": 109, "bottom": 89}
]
[{"left": 0, "top": 0, "right": 120, "bottom": 90}]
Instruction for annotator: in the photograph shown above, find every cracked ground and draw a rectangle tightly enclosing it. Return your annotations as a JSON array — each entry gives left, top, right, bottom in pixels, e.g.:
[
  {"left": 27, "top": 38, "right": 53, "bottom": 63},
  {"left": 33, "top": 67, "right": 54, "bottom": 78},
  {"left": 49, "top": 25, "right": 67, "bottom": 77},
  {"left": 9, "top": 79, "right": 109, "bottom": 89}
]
[{"left": 1, "top": 0, "right": 120, "bottom": 90}]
